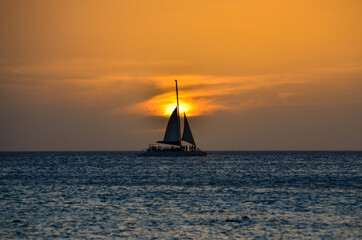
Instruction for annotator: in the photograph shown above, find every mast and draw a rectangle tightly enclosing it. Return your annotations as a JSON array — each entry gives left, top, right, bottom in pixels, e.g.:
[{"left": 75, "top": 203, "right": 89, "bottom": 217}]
[{"left": 175, "top": 80, "right": 181, "bottom": 148}]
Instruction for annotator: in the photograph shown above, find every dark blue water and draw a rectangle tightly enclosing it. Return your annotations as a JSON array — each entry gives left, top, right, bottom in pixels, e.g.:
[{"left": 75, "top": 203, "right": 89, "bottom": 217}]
[{"left": 0, "top": 151, "right": 361, "bottom": 239}]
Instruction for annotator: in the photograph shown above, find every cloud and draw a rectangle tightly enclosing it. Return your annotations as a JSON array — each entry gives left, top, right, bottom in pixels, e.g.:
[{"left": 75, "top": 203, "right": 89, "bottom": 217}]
[
  {"left": 127, "top": 74, "right": 305, "bottom": 116},
  {"left": 2, "top": 58, "right": 361, "bottom": 120},
  {"left": 0, "top": 59, "right": 175, "bottom": 111}
]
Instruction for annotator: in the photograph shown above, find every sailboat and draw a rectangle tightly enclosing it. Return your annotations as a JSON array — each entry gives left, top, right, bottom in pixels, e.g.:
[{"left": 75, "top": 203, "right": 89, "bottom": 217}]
[{"left": 140, "top": 80, "right": 207, "bottom": 157}]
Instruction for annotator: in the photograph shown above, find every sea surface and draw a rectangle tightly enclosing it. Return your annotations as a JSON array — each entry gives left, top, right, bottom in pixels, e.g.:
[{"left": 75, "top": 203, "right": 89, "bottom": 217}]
[{"left": 0, "top": 151, "right": 361, "bottom": 239}]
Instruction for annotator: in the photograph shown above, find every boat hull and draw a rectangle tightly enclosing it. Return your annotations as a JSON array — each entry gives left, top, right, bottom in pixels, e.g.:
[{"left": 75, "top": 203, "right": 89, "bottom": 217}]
[{"left": 139, "top": 150, "right": 207, "bottom": 157}]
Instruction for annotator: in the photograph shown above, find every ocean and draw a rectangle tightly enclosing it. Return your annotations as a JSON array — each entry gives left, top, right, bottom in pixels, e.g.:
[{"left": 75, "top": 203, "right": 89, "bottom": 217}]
[{"left": 0, "top": 151, "right": 361, "bottom": 239}]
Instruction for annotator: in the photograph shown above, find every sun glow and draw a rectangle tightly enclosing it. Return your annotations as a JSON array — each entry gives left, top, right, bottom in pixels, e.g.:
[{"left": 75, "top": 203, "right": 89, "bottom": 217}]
[{"left": 164, "top": 105, "right": 189, "bottom": 116}]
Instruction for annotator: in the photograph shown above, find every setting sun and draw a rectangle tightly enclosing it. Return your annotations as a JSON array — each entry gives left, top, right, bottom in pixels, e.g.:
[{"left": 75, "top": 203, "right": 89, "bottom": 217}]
[{"left": 164, "top": 105, "right": 188, "bottom": 116}]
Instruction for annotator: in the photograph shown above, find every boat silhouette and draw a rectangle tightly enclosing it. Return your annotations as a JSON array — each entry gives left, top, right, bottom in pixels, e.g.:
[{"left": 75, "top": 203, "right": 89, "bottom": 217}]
[{"left": 140, "top": 80, "right": 207, "bottom": 157}]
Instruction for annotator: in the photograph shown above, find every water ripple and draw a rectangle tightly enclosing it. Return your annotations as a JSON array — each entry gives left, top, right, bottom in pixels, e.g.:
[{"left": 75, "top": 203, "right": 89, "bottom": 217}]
[{"left": 0, "top": 151, "right": 361, "bottom": 239}]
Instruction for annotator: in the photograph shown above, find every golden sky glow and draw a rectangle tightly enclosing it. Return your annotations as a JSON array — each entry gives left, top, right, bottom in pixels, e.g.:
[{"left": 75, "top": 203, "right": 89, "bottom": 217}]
[{"left": 0, "top": 0, "right": 361, "bottom": 150}]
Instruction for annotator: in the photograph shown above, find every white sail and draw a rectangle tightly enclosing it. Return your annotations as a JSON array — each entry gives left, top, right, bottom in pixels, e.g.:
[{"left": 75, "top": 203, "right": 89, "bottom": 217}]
[
  {"left": 182, "top": 113, "right": 196, "bottom": 146},
  {"left": 157, "top": 107, "right": 180, "bottom": 145}
]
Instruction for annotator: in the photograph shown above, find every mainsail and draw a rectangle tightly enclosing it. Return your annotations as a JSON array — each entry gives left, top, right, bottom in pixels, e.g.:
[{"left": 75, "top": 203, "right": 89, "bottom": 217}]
[
  {"left": 157, "top": 107, "right": 180, "bottom": 145},
  {"left": 182, "top": 113, "right": 196, "bottom": 146}
]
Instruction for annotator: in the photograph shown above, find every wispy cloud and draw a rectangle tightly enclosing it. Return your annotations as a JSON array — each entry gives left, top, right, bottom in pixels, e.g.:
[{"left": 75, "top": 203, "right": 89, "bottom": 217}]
[
  {"left": 1, "top": 59, "right": 361, "bottom": 119},
  {"left": 127, "top": 74, "right": 305, "bottom": 116}
]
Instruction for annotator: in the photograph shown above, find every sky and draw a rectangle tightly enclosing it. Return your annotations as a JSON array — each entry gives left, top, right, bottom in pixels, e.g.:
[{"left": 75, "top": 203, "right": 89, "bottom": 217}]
[{"left": 0, "top": 0, "right": 361, "bottom": 151}]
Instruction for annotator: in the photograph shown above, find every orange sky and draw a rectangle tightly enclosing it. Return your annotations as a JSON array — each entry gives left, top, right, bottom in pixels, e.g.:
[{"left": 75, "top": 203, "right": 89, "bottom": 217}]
[{"left": 0, "top": 0, "right": 361, "bottom": 150}]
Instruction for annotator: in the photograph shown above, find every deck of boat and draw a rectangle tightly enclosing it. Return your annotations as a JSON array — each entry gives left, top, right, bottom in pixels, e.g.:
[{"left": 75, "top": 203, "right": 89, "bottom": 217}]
[{"left": 139, "top": 150, "right": 207, "bottom": 157}]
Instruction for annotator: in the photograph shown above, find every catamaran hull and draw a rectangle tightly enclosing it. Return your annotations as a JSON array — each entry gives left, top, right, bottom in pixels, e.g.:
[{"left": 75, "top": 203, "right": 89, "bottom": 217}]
[{"left": 139, "top": 151, "right": 207, "bottom": 157}]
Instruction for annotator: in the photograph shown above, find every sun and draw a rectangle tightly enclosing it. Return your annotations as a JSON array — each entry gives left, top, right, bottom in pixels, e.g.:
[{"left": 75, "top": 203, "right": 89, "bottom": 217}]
[{"left": 164, "top": 105, "right": 188, "bottom": 116}]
